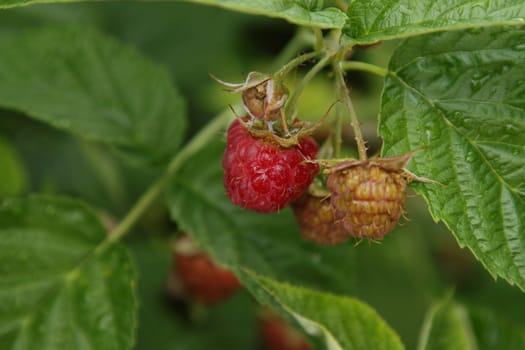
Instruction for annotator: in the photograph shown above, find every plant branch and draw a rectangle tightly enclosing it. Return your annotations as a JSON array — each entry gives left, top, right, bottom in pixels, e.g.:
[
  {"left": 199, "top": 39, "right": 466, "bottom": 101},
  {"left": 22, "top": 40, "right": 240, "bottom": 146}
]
[
  {"left": 99, "top": 108, "right": 234, "bottom": 250},
  {"left": 334, "top": 62, "right": 368, "bottom": 160},
  {"left": 285, "top": 53, "right": 333, "bottom": 120},
  {"left": 275, "top": 50, "right": 322, "bottom": 79},
  {"left": 333, "top": 100, "right": 344, "bottom": 158},
  {"left": 341, "top": 61, "right": 388, "bottom": 77},
  {"left": 270, "top": 28, "right": 314, "bottom": 71}
]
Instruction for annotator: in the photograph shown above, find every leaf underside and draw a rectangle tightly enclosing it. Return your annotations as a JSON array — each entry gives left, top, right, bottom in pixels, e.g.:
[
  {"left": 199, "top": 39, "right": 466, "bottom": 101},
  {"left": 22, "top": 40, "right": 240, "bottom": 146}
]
[{"left": 241, "top": 270, "right": 405, "bottom": 350}]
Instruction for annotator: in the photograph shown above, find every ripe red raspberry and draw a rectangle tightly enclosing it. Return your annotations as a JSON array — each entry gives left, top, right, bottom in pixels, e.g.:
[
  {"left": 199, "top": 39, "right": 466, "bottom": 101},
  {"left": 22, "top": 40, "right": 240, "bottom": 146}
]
[
  {"left": 223, "top": 119, "right": 319, "bottom": 213},
  {"left": 327, "top": 162, "right": 407, "bottom": 239},
  {"left": 172, "top": 236, "right": 240, "bottom": 305},
  {"left": 292, "top": 194, "right": 349, "bottom": 245},
  {"left": 259, "top": 312, "right": 312, "bottom": 350}
]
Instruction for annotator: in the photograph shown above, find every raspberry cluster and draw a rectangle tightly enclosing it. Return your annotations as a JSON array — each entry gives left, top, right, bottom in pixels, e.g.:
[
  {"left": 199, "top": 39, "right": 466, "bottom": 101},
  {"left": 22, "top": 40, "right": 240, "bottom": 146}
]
[
  {"left": 293, "top": 157, "right": 411, "bottom": 243},
  {"left": 218, "top": 72, "right": 415, "bottom": 243}
]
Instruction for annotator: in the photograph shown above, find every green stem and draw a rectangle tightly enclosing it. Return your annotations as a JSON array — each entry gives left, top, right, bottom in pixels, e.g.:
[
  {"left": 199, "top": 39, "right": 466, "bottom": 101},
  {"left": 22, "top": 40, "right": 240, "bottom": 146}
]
[
  {"left": 341, "top": 61, "right": 388, "bottom": 77},
  {"left": 336, "top": 0, "right": 348, "bottom": 11},
  {"left": 313, "top": 28, "right": 324, "bottom": 51},
  {"left": 285, "top": 53, "right": 333, "bottom": 120},
  {"left": 270, "top": 28, "right": 314, "bottom": 71},
  {"left": 333, "top": 101, "right": 344, "bottom": 158},
  {"left": 275, "top": 50, "right": 321, "bottom": 79},
  {"left": 99, "top": 108, "right": 234, "bottom": 250},
  {"left": 334, "top": 62, "right": 368, "bottom": 160}
]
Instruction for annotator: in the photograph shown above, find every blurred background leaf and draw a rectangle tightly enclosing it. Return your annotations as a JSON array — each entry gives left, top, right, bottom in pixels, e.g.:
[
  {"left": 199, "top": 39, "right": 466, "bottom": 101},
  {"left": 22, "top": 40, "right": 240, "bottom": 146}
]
[
  {"left": 0, "top": 196, "right": 136, "bottom": 350},
  {"left": 0, "top": 26, "right": 187, "bottom": 168},
  {"left": 418, "top": 295, "right": 525, "bottom": 350},
  {"left": 0, "top": 135, "right": 28, "bottom": 197}
]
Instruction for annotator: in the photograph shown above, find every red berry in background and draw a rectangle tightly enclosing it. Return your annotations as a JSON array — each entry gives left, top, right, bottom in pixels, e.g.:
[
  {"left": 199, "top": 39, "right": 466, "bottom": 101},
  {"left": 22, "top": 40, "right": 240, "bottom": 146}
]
[
  {"left": 223, "top": 119, "right": 319, "bottom": 213},
  {"left": 292, "top": 194, "right": 349, "bottom": 245},
  {"left": 327, "top": 162, "right": 407, "bottom": 240},
  {"left": 259, "top": 312, "right": 312, "bottom": 350},
  {"left": 172, "top": 235, "right": 240, "bottom": 305}
]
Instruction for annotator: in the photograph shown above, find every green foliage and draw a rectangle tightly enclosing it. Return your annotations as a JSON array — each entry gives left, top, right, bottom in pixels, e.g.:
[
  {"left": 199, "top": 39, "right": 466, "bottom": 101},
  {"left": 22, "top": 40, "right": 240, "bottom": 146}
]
[
  {"left": 344, "top": 0, "right": 525, "bottom": 44},
  {"left": 181, "top": 0, "right": 346, "bottom": 28},
  {"left": 418, "top": 296, "right": 525, "bottom": 350},
  {"left": 0, "top": 0, "right": 346, "bottom": 29},
  {"left": 0, "top": 137, "right": 27, "bottom": 196},
  {"left": 380, "top": 26, "right": 525, "bottom": 291},
  {"left": 0, "top": 1, "right": 524, "bottom": 350},
  {"left": 242, "top": 270, "right": 405, "bottom": 350},
  {"left": 0, "top": 196, "right": 136, "bottom": 350},
  {"left": 0, "top": 27, "right": 186, "bottom": 167}
]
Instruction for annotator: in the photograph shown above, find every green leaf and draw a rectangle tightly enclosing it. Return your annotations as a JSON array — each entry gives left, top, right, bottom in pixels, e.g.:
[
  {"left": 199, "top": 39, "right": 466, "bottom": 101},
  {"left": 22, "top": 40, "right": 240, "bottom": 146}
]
[
  {"left": 241, "top": 269, "right": 405, "bottom": 350},
  {"left": 0, "top": 1, "right": 346, "bottom": 28},
  {"left": 379, "top": 27, "right": 525, "bottom": 290},
  {"left": 167, "top": 138, "right": 359, "bottom": 294},
  {"left": 468, "top": 306, "right": 525, "bottom": 349},
  {"left": 0, "top": 196, "right": 136, "bottom": 350},
  {"left": 180, "top": 0, "right": 346, "bottom": 28},
  {"left": 0, "top": 136, "right": 27, "bottom": 197},
  {"left": 417, "top": 297, "right": 477, "bottom": 350},
  {"left": 344, "top": 0, "right": 525, "bottom": 44},
  {"left": 417, "top": 297, "right": 525, "bottom": 350},
  {"left": 0, "top": 27, "right": 186, "bottom": 167}
]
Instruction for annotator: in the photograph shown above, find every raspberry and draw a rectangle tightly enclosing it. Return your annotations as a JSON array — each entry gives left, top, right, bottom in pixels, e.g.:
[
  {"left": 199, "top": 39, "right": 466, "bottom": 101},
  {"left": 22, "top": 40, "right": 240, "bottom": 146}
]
[
  {"left": 292, "top": 194, "right": 349, "bottom": 245},
  {"left": 172, "top": 236, "right": 240, "bottom": 305},
  {"left": 327, "top": 162, "right": 407, "bottom": 239},
  {"left": 223, "top": 119, "right": 319, "bottom": 213},
  {"left": 259, "top": 311, "right": 312, "bottom": 350}
]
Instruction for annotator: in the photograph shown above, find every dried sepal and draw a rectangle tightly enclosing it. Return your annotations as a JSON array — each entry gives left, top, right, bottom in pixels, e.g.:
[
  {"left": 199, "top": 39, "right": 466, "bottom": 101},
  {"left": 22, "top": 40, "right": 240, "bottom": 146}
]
[{"left": 212, "top": 72, "right": 288, "bottom": 122}]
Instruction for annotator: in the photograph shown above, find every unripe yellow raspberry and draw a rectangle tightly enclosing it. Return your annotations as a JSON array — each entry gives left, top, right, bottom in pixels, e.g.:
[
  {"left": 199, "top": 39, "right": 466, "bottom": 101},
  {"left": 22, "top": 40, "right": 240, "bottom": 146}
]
[
  {"left": 292, "top": 194, "right": 349, "bottom": 245},
  {"left": 326, "top": 161, "right": 408, "bottom": 240}
]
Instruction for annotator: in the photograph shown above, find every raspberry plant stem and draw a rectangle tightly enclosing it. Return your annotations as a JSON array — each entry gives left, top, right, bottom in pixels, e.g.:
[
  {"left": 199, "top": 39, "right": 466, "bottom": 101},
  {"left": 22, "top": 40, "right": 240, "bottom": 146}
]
[
  {"left": 334, "top": 99, "right": 344, "bottom": 158},
  {"left": 102, "top": 108, "right": 234, "bottom": 248},
  {"left": 341, "top": 61, "right": 388, "bottom": 77},
  {"left": 271, "top": 28, "right": 314, "bottom": 70},
  {"left": 285, "top": 53, "right": 333, "bottom": 119},
  {"left": 336, "top": 0, "right": 348, "bottom": 11},
  {"left": 313, "top": 28, "right": 324, "bottom": 51},
  {"left": 335, "top": 62, "right": 368, "bottom": 160},
  {"left": 275, "top": 50, "right": 321, "bottom": 79}
]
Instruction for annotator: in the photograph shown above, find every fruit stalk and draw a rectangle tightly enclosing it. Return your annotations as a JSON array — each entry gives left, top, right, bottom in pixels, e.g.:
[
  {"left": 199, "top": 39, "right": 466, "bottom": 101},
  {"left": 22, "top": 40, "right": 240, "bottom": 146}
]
[
  {"left": 334, "top": 61, "right": 368, "bottom": 160},
  {"left": 341, "top": 61, "right": 388, "bottom": 77},
  {"left": 285, "top": 53, "right": 333, "bottom": 120}
]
